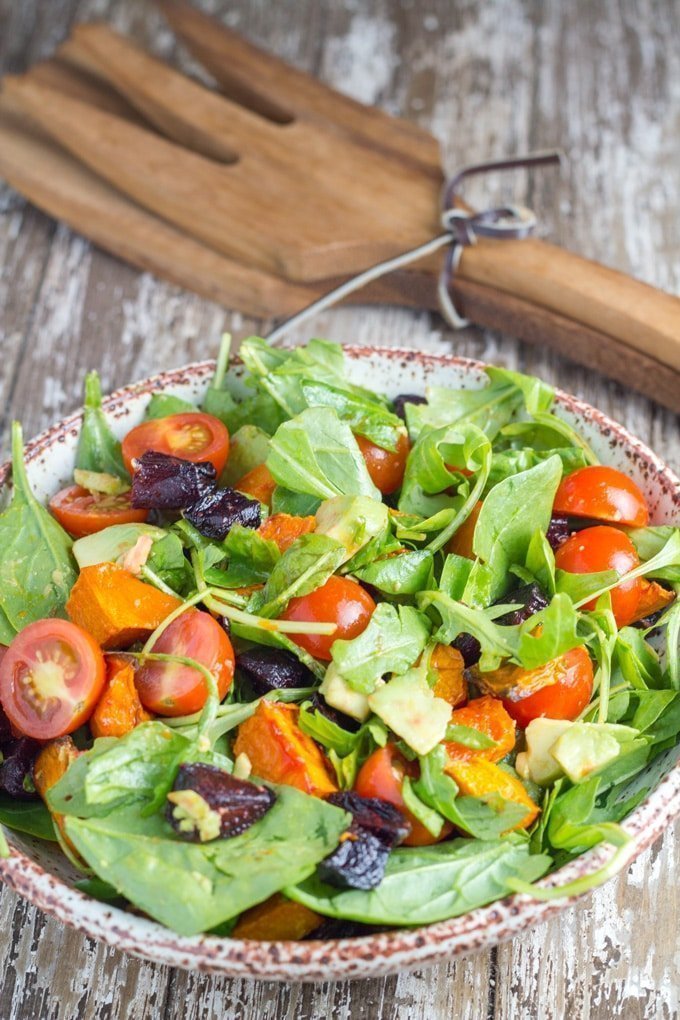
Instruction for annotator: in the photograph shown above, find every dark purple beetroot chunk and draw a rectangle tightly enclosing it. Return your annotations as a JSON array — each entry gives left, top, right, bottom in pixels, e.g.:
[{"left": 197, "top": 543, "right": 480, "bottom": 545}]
[
  {"left": 183, "top": 487, "right": 260, "bottom": 540},
  {"left": 131, "top": 451, "right": 216, "bottom": 509},
  {"left": 309, "top": 692, "right": 361, "bottom": 734},
  {"left": 318, "top": 792, "right": 410, "bottom": 890},
  {"left": 546, "top": 515, "right": 571, "bottom": 550},
  {"left": 454, "top": 583, "right": 549, "bottom": 668},
  {"left": 393, "top": 393, "right": 427, "bottom": 421},
  {"left": 0, "top": 738, "right": 41, "bottom": 800},
  {"left": 0, "top": 702, "right": 13, "bottom": 745},
  {"left": 166, "top": 762, "right": 274, "bottom": 842},
  {"left": 237, "top": 646, "right": 315, "bottom": 696}
]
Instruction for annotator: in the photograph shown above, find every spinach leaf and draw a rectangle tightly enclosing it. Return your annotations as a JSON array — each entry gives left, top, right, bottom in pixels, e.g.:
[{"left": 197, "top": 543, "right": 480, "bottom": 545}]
[
  {"left": 331, "top": 603, "right": 431, "bottom": 694},
  {"left": 287, "top": 837, "right": 550, "bottom": 925},
  {"left": 146, "top": 532, "right": 194, "bottom": 596},
  {"left": 0, "top": 794, "right": 57, "bottom": 841},
  {"left": 76, "top": 372, "right": 129, "bottom": 480},
  {"left": 271, "top": 488, "right": 322, "bottom": 516},
  {"left": 463, "top": 455, "right": 563, "bottom": 606},
  {"left": 525, "top": 529, "right": 556, "bottom": 596},
  {"left": 614, "top": 627, "right": 663, "bottom": 689},
  {"left": 301, "top": 381, "right": 403, "bottom": 451},
  {"left": 253, "top": 533, "right": 346, "bottom": 618},
  {"left": 353, "top": 550, "right": 434, "bottom": 595},
  {"left": 65, "top": 785, "right": 349, "bottom": 936},
  {"left": 0, "top": 423, "right": 77, "bottom": 633},
  {"left": 487, "top": 447, "right": 587, "bottom": 490},
  {"left": 267, "top": 407, "right": 380, "bottom": 500},
  {"left": 144, "top": 392, "right": 196, "bottom": 420},
  {"left": 398, "top": 423, "right": 490, "bottom": 520}
]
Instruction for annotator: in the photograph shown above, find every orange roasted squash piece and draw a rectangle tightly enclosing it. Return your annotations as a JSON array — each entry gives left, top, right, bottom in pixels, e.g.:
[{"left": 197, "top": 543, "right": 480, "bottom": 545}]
[
  {"left": 445, "top": 695, "right": 516, "bottom": 763},
  {"left": 430, "top": 644, "right": 468, "bottom": 708},
  {"left": 33, "top": 736, "right": 80, "bottom": 843},
  {"left": 232, "top": 893, "right": 322, "bottom": 940},
  {"left": 630, "top": 578, "right": 676, "bottom": 624},
  {"left": 235, "top": 464, "right": 277, "bottom": 506},
  {"left": 66, "top": 562, "right": 182, "bottom": 648},
  {"left": 90, "top": 654, "right": 152, "bottom": 739},
  {"left": 446, "top": 500, "right": 483, "bottom": 559},
  {"left": 233, "top": 701, "right": 337, "bottom": 797},
  {"left": 258, "top": 513, "right": 316, "bottom": 553},
  {"left": 445, "top": 759, "right": 539, "bottom": 830}
]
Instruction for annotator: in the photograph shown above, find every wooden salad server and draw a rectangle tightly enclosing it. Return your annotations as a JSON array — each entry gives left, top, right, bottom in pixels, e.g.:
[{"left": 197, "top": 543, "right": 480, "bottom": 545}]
[{"left": 0, "top": 0, "right": 677, "bottom": 410}]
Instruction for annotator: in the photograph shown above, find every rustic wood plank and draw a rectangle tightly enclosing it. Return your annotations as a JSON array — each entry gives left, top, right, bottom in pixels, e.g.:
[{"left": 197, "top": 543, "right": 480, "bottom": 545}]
[{"left": 0, "top": 0, "right": 677, "bottom": 1018}]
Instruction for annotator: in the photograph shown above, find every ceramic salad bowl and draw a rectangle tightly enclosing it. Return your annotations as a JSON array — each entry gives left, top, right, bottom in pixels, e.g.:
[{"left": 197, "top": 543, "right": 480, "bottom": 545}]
[{"left": 0, "top": 345, "right": 678, "bottom": 981}]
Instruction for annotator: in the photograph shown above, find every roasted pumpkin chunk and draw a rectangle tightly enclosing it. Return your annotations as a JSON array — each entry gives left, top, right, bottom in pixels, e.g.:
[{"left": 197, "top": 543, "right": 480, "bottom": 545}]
[
  {"left": 33, "top": 736, "right": 80, "bottom": 844},
  {"left": 233, "top": 701, "right": 337, "bottom": 797},
  {"left": 445, "top": 758, "right": 539, "bottom": 830},
  {"left": 258, "top": 513, "right": 316, "bottom": 552},
  {"left": 90, "top": 654, "right": 152, "bottom": 739},
  {"left": 430, "top": 644, "right": 468, "bottom": 708},
  {"left": 232, "top": 893, "right": 322, "bottom": 940},
  {"left": 444, "top": 695, "right": 516, "bottom": 763},
  {"left": 235, "top": 464, "right": 277, "bottom": 506},
  {"left": 66, "top": 562, "right": 181, "bottom": 648}
]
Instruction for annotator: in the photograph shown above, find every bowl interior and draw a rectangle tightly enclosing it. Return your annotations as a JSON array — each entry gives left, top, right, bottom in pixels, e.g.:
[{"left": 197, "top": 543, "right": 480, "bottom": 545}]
[{"left": 1, "top": 346, "right": 678, "bottom": 979}]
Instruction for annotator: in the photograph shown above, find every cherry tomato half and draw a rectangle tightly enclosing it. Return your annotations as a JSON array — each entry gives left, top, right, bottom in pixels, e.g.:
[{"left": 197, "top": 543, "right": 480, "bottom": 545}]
[
  {"left": 49, "top": 485, "right": 148, "bottom": 539},
  {"left": 281, "top": 575, "right": 376, "bottom": 661},
  {"left": 555, "top": 525, "right": 642, "bottom": 626},
  {"left": 0, "top": 619, "right": 106, "bottom": 739},
  {"left": 554, "top": 465, "right": 649, "bottom": 527},
  {"left": 122, "top": 413, "right": 230, "bottom": 476},
  {"left": 355, "top": 431, "right": 410, "bottom": 496},
  {"left": 135, "top": 610, "right": 234, "bottom": 717},
  {"left": 354, "top": 744, "right": 452, "bottom": 846},
  {"left": 501, "top": 646, "right": 594, "bottom": 729}
]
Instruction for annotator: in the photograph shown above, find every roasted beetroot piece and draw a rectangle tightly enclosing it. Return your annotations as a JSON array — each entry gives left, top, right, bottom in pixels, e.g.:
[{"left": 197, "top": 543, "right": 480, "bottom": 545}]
[
  {"left": 237, "top": 646, "right": 315, "bottom": 696},
  {"left": 309, "top": 692, "right": 361, "bottom": 734},
  {"left": 327, "top": 792, "right": 410, "bottom": 848},
  {"left": 546, "top": 515, "right": 571, "bottom": 550},
  {"left": 454, "top": 584, "right": 550, "bottom": 668},
  {"left": 0, "top": 702, "right": 12, "bottom": 745},
  {"left": 166, "top": 763, "right": 275, "bottom": 842},
  {"left": 130, "top": 451, "right": 216, "bottom": 509},
  {"left": 317, "top": 829, "right": 390, "bottom": 890},
  {"left": 183, "top": 487, "right": 261, "bottom": 540},
  {"left": 0, "top": 738, "right": 42, "bottom": 800},
  {"left": 305, "top": 917, "right": 375, "bottom": 939},
  {"left": 393, "top": 393, "right": 427, "bottom": 421}
]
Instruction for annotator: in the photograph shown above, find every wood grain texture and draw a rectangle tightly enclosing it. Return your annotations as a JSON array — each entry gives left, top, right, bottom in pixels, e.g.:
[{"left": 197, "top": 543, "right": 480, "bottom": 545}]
[{"left": 0, "top": 1, "right": 678, "bottom": 1018}]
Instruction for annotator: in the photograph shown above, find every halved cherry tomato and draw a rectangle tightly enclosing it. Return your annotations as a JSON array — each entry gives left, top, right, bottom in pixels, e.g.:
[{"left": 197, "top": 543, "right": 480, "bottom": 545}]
[
  {"left": 281, "top": 575, "right": 376, "bottom": 661},
  {"left": 355, "top": 431, "right": 410, "bottom": 495},
  {"left": 446, "top": 500, "right": 483, "bottom": 559},
  {"left": 555, "top": 525, "right": 642, "bottom": 626},
  {"left": 354, "top": 744, "right": 452, "bottom": 846},
  {"left": 500, "top": 646, "right": 594, "bottom": 729},
  {"left": 135, "top": 610, "right": 234, "bottom": 717},
  {"left": 49, "top": 485, "right": 148, "bottom": 539},
  {"left": 122, "top": 413, "right": 230, "bottom": 476},
  {"left": 0, "top": 619, "right": 106, "bottom": 739},
  {"left": 554, "top": 465, "right": 649, "bottom": 527}
]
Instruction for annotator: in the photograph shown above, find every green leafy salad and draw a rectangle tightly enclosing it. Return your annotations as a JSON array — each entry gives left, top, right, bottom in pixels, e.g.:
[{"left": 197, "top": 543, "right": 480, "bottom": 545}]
[{"left": 0, "top": 335, "right": 678, "bottom": 940}]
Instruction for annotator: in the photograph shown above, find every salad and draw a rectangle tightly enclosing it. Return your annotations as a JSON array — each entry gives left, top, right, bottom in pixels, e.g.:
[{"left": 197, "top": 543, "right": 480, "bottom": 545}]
[{"left": 0, "top": 336, "right": 678, "bottom": 942}]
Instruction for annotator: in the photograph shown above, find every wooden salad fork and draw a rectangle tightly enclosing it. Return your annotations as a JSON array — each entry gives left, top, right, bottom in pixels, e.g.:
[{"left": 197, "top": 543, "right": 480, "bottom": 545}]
[{"left": 0, "top": 0, "right": 678, "bottom": 410}]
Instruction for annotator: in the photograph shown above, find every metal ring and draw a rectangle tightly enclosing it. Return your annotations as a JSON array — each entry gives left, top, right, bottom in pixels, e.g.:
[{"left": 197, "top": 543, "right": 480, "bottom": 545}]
[{"left": 437, "top": 243, "right": 469, "bottom": 330}]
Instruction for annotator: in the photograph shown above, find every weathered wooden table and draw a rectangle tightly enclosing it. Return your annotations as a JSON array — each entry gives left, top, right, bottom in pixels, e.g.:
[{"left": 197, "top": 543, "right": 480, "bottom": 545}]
[{"left": 1, "top": 1, "right": 678, "bottom": 1017}]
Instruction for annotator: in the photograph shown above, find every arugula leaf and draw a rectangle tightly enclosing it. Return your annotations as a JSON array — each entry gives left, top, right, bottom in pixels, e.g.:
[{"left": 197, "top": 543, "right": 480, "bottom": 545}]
[
  {"left": 487, "top": 447, "right": 588, "bottom": 490},
  {"left": 252, "top": 533, "right": 346, "bottom": 618},
  {"left": 398, "top": 422, "right": 490, "bottom": 519},
  {"left": 556, "top": 568, "right": 619, "bottom": 604},
  {"left": 287, "top": 837, "right": 551, "bottom": 925},
  {"left": 0, "top": 794, "right": 57, "bottom": 841},
  {"left": 202, "top": 336, "right": 286, "bottom": 436},
  {"left": 353, "top": 550, "right": 434, "bottom": 595},
  {"left": 76, "top": 372, "right": 129, "bottom": 480},
  {"left": 516, "top": 594, "right": 583, "bottom": 669},
  {"left": 301, "top": 380, "right": 403, "bottom": 451},
  {"left": 625, "top": 526, "right": 680, "bottom": 583},
  {"left": 271, "top": 488, "right": 322, "bottom": 516},
  {"left": 146, "top": 532, "right": 194, "bottom": 596},
  {"left": 144, "top": 392, "right": 196, "bottom": 420},
  {"left": 614, "top": 627, "right": 663, "bottom": 689},
  {"left": 331, "top": 603, "right": 431, "bottom": 694},
  {"left": 0, "top": 423, "right": 77, "bottom": 633},
  {"left": 267, "top": 407, "right": 380, "bottom": 500},
  {"left": 65, "top": 785, "right": 349, "bottom": 936},
  {"left": 205, "top": 525, "right": 280, "bottom": 589},
  {"left": 525, "top": 529, "right": 556, "bottom": 596}
]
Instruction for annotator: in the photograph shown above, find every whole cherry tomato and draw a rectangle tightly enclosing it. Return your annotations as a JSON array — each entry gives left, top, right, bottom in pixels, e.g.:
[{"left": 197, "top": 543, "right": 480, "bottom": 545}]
[
  {"left": 501, "top": 646, "right": 594, "bottom": 728},
  {"left": 122, "top": 413, "right": 230, "bottom": 476},
  {"left": 554, "top": 465, "right": 649, "bottom": 527},
  {"left": 355, "top": 431, "right": 410, "bottom": 495},
  {"left": 0, "top": 619, "right": 106, "bottom": 739},
  {"left": 354, "top": 744, "right": 452, "bottom": 846},
  {"left": 281, "top": 575, "right": 376, "bottom": 661},
  {"left": 49, "top": 485, "right": 148, "bottom": 538},
  {"left": 555, "top": 525, "right": 642, "bottom": 626},
  {"left": 135, "top": 610, "right": 234, "bottom": 716}
]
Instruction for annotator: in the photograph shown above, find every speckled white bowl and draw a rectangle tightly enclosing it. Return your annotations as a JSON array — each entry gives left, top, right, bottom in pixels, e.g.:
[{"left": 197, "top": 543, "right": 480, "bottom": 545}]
[{"left": 1, "top": 347, "right": 678, "bottom": 980}]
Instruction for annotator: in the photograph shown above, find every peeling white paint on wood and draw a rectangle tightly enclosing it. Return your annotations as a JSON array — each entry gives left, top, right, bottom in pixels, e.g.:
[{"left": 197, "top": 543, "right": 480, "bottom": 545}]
[{"left": 0, "top": 0, "right": 678, "bottom": 1017}]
